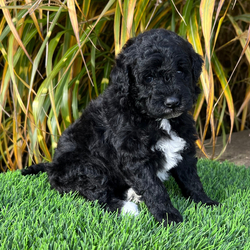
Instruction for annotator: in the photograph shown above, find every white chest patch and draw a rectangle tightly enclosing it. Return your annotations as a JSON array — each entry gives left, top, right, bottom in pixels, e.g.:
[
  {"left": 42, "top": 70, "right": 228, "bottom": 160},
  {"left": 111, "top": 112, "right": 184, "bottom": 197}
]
[{"left": 153, "top": 119, "right": 186, "bottom": 182}]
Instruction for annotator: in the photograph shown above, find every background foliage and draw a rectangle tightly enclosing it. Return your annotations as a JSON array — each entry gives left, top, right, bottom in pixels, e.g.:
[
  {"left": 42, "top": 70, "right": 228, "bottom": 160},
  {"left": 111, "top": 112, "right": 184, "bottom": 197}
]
[{"left": 0, "top": 0, "right": 250, "bottom": 172}]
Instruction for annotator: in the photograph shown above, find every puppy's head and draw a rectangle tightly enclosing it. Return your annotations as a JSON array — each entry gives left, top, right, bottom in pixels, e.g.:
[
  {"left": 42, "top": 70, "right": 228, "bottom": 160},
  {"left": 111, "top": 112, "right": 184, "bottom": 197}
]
[{"left": 110, "top": 29, "right": 203, "bottom": 119}]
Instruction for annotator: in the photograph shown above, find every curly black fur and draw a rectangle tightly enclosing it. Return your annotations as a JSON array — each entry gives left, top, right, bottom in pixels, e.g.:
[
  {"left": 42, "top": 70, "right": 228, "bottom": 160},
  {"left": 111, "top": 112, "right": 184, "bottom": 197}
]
[{"left": 22, "top": 29, "right": 218, "bottom": 226}]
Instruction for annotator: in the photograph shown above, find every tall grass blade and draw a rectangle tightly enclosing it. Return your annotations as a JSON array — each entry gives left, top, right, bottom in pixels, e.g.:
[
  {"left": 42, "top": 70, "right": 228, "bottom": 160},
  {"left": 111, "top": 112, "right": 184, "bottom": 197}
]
[
  {"left": 120, "top": 0, "right": 130, "bottom": 48},
  {"left": 30, "top": 0, "right": 67, "bottom": 123},
  {"left": 67, "top": 0, "right": 93, "bottom": 86},
  {"left": 211, "top": 0, "right": 226, "bottom": 37},
  {"left": 81, "top": 0, "right": 91, "bottom": 19},
  {"left": 237, "top": 88, "right": 250, "bottom": 117},
  {"left": 0, "top": 0, "right": 42, "bottom": 77},
  {"left": 127, "top": 0, "right": 136, "bottom": 37},
  {"left": 200, "top": 0, "right": 215, "bottom": 61},
  {"left": 211, "top": 1, "right": 231, "bottom": 54},
  {"left": 212, "top": 53, "right": 234, "bottom": 158},
  {"left": 200, "top": 0, "right": 216, "bottom": 157},
  {"left": 239, "top": 84, "right": 250, "bottom": 131},
  {"left": 24, "top": 0, "right": 44, "bottom": 41},
  {"left": 227, "top": 17, "right": 250, "bottom": 69},
  {"left": 114, "top": 1, "right": 121, "bottom": 55},
  {"left": 212, "top": 53, "right": 234, "bottom": 135},
  {"left": 134, "top": 0, "right": 150, "bottom": 31},
  {"left": 179, "top": 0, "right": 193, "bottom": 37},
  {"left": 7, "top": 35, "right": 27, "bottom": 115}
]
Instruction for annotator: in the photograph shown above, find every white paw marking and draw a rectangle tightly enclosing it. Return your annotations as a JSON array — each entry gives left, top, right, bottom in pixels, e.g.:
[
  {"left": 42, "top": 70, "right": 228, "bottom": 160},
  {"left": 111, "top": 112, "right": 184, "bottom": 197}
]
[
  {"left": 154, "top": 119, "right": 186, "bottom": 181},
  {"left": 121, "top": 201, "right": 140, "bottom": 216},
  {"left": 126, "top": 188, "right": 141, "bottom": 203}
]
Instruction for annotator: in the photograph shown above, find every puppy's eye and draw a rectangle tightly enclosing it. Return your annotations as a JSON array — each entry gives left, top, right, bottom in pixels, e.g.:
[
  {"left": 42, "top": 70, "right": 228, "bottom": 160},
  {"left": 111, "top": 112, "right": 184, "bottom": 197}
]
[
  {"left": 144, "top": 76, "right": 153, "bottom": 83},
  {"left": 177, "top": 70, "right": 183, "bottom": 74}
]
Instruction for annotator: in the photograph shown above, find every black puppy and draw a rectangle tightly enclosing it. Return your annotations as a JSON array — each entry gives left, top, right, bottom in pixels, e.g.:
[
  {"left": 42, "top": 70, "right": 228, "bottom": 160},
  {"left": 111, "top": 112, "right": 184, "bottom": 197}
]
[{"left": 22, "top": 29, "right": 218, "bottom": 226}]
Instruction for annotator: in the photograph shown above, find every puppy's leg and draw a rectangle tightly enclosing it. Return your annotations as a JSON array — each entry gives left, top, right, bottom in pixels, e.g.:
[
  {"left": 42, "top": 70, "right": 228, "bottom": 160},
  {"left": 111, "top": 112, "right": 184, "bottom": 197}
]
[
  {"left": 79, "top": 188, "right": 140, "bottom": 216},
  {"left": 170, "top": 156, "right": 219, "bottom": 206},
  {"left": 124, "top": 163, "right": 183, "bottom": 226},
  {"left": 46, "top": 161, "right": 139, "bottom": 216}
]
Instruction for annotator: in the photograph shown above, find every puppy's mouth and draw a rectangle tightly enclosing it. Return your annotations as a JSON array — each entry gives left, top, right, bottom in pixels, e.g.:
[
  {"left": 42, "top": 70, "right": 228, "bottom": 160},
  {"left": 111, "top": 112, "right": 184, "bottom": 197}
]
[
  {"left": 164, "top": 111, "right": 183, "bottom": 119},
  {"left": 147, "top": 108, "right": 184, "bottom": 119},
  {"left": 163, "top": 107, "right": 184, "bottom": 119}
]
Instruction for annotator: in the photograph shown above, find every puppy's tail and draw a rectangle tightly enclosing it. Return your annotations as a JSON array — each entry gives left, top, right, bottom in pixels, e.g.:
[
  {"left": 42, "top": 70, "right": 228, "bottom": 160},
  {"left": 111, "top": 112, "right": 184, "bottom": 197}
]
[{"left": 21, "top": 163, "right": 49, "bottom": 175}]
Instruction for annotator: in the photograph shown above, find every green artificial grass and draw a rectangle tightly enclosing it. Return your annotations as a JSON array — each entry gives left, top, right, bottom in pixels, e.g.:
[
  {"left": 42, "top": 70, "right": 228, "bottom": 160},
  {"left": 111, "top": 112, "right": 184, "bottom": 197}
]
[{"left": 1, "top": 159, "right": 250, "bottom": 249}]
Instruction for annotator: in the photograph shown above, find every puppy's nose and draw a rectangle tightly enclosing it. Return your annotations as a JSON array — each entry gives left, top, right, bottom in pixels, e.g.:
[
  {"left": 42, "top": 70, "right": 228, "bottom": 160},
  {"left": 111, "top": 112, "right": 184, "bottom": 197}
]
[{"left": 164, "top": 96, "right": 180, "bottom": 108}]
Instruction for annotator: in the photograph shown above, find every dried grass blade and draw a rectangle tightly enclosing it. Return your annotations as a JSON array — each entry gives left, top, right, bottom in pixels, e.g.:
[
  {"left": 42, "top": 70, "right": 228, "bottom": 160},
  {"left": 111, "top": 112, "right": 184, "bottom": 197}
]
[
  {"left": 170, "top": 0, "right": 186, "bottom": 25},
  {"left": 0, "top": 0, "right": 42, "bottom": 77},
  {"left": 239, "top": 84, "right": 250, "bottom": 131},
  {"left": 211, "top": 0, "right": 225, "bottom": 36},
  {"left": 196, "top": 138, "right": 209, "bottom": 158},
  {"left": 211, "top": 0, "right": 231, "bottom": 54},
  {"left": 0, "top": 15, "right": 6, "bottom": 33},
  {"left": 145, "top": 0, "right": 163, "bottom": 30},
  {"left": 237, "top": 88, "right": 250, "bottom": 117},
  {"left": 187, "top": 10, "right": 214, "bottom": 154},
  {"left": 67, "top": 0, "right": 81, "bottom": 51},
  {"left": 127, "top": 0, "right": 136, "bottom": 37},
  {"left": 227, "top": 18, "right": 250, "bottom": 75},
  {"left": 200, "top": 0, "right": 215, "bottom": 61},
  {"left": 67, "top": 0, "right": 88, "bottom": 77},
  {"left": 200, "top": 0, "right": 216, "bottom": 157},
  {"left": 114, "top": 1, "right": 121, "bottom": 55},
  {"left": 212, "top": 53, "right": 234, "bottom": 135},
  {"left": 215, "top": 97, "right": 226, "bottom": 136},
  {"left": 193, "top": 93, "right": 205, "bottom": 122},
  {"left": 82, "top": 9, "right": 115, "bottom": 23},
  {"left": 25, "top": 0, "right": 44, "bottom": 41},
  {"left": 187, "top": 11, "right": 209, "bottom": 103},
  {"left": 202, "top": 68, "right": 216, "bottom": 157},
  {"left": 212, "top": 53, "right": 234, "bottom": 158},
  {"left": 0, "top": 60, "right": 9, "bottom": 122}
]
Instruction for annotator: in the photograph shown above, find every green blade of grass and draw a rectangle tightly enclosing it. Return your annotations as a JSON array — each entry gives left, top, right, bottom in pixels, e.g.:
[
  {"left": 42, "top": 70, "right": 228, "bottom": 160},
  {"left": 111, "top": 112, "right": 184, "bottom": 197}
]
[{"left": 179, "top": 0, "right": 193, "bottom": 37}]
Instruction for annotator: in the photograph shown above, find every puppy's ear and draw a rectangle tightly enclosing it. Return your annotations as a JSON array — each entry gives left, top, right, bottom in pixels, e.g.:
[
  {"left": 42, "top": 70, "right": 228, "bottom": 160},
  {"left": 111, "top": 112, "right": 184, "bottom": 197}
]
[
  {"left": 110, "top": 38, "right": 136, "bottom": 96},
  {"left": 109, "top": 61, "right": 128, "bottom": 104},
  {"left": 192, "top": 52, "right": 203, "bottom": 83},
  {"left": 191, "top": 52, "right": 203, "bottom": 102}
]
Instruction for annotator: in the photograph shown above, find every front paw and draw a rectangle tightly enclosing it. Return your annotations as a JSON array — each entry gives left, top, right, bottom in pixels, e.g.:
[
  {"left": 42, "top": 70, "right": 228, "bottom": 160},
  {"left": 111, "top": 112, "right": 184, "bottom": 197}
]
[
  {"left": 165, "top": 209, "right": 183, "bottom": 226},
  {"left": 191, "top": 192, "right": 220, "bottom": 206},
  {"left": 203, "top": 199, "right": 220, "bottom": 206},
  {"left": 156, "top": 207, "right": 183, "bottom": 226}
]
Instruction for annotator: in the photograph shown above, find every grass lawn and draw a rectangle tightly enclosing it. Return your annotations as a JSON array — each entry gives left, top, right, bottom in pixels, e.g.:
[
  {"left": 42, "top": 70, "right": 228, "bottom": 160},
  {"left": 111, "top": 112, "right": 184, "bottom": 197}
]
[{"left": 1, "top": 159, "right": 250, "bottom": 249}]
